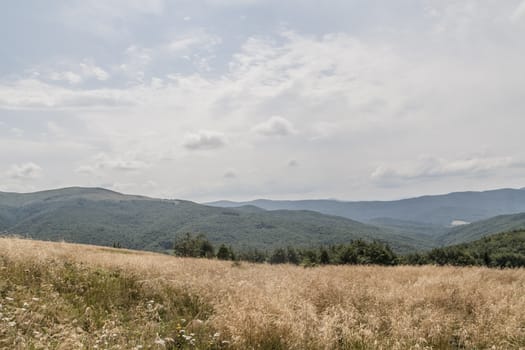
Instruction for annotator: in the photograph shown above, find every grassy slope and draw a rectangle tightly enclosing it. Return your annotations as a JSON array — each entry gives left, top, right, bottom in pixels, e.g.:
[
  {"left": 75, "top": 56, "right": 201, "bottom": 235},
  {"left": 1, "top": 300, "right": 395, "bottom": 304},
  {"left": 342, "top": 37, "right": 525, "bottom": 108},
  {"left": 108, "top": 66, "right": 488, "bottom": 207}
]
[
  {"left": 0, "top": 187, "right": 433, "bottom": 253},
  {"left": 1, "top": 237, "right": 525, "bottom": 349}
]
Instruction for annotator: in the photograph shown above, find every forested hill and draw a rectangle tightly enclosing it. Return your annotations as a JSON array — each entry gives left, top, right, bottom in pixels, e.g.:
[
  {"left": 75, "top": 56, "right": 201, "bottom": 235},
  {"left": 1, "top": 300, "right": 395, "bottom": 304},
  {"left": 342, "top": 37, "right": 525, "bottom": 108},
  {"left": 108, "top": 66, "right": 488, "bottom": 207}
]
[
  {"left": 0, "top": 187, "right": 433, "bottom": 254},
  {"left": 405, "top": 230, "right": 525, "bottom": 268},
  {"left": 438, "top": 212, "right": 525, "bottom": 245}
]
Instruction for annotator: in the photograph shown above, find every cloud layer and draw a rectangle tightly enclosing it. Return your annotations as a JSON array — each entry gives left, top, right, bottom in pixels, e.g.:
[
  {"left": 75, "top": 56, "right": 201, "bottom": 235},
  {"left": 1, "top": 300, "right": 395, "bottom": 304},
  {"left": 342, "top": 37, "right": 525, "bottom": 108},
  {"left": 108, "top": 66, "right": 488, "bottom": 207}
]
[{"left": 1, "top": 1, "right": 525, "bottom": 201}]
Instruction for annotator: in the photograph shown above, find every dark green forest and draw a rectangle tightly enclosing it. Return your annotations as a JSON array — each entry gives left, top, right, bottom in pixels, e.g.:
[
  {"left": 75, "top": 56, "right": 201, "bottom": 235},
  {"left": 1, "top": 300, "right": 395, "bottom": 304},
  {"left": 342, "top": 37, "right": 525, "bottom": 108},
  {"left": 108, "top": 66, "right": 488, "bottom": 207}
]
[{"left": 172, "top": 230, "right": 525, "bottom": 268}]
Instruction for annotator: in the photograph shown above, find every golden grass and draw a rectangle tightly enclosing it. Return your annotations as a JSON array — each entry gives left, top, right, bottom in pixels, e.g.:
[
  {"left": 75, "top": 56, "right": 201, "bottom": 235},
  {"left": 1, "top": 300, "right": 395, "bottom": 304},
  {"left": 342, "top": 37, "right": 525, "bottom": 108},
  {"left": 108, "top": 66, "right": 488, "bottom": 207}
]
[{"left": 1, "top": 237, "right": 525, "bottom": 349}]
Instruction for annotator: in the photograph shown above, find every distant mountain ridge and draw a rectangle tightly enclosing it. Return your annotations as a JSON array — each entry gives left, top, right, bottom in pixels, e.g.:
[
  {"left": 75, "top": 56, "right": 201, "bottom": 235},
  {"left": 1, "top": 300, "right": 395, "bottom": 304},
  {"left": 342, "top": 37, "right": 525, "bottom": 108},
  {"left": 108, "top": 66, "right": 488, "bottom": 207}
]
[
  {"left": 0, "top": 187, "right": 432, "bottom": 254},
  {"left": 207, "top": 188, "right": 525, "bottom": 226},
  {"left": 4, "top": 187, "right": 525, "bottom": 254}
]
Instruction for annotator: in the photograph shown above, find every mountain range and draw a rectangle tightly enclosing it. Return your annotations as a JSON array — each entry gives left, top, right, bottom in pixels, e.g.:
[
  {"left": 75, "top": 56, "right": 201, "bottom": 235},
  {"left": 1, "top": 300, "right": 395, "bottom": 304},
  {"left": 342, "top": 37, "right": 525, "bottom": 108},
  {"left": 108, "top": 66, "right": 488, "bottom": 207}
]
[
  {"left": 2, "top": 187, "right": 525, "bottom": 254},
  {"left": 207, "top": 188, "right": 525, "bottom": 226},
  {"left": 0, "top": 187, "right": 432, "bottom": 253}
]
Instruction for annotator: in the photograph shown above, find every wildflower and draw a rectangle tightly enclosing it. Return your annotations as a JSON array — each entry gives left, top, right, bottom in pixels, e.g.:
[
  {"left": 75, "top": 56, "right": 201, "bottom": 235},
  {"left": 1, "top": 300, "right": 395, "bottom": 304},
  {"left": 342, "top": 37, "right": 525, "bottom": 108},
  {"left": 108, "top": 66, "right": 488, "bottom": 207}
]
[{"left": 154, "top": 334, "right": 165, "bottom": 346}]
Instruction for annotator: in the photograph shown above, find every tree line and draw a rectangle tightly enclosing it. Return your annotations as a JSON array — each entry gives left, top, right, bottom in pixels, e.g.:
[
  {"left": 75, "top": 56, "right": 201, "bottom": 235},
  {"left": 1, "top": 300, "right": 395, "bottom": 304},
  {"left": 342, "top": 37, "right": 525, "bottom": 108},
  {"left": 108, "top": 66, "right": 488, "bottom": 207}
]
[
  {"left": 173, "top": 232, "right": 525, "bottom": 268},
  {"left": 173, "top": 233, "right": 396, "bottom": 266}
]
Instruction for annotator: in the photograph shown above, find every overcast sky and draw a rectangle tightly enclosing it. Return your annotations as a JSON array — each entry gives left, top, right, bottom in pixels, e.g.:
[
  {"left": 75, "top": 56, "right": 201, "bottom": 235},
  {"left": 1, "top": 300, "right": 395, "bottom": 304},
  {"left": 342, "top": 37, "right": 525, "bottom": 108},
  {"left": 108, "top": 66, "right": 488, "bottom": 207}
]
[{"left": 1, "top": 0, "right": 525, "bottom": 201}]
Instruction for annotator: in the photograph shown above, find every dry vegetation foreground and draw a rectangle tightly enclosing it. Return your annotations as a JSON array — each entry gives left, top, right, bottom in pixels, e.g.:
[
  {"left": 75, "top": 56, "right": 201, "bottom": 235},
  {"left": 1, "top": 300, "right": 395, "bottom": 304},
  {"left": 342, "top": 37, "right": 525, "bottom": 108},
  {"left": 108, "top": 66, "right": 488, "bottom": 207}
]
[{"left": 1, "top": 238, "right": 525, "bottom": 349}]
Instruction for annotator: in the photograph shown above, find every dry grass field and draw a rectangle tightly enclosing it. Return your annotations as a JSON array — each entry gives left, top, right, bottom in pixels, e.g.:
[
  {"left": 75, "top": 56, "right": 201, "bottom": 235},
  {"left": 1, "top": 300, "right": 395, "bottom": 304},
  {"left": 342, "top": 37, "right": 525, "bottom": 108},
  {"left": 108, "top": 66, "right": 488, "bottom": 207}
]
[{"left": 1, "top": 237, "right": 525, "bottom": 349}]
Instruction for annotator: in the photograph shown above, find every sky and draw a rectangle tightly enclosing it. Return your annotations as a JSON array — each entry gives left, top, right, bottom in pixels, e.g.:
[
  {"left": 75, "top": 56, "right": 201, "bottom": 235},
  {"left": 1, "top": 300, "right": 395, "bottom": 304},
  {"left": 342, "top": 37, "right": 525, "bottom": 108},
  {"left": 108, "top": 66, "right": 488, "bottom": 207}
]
[{"left": 1, "top": 0, "right": 525, "bottom": 202}]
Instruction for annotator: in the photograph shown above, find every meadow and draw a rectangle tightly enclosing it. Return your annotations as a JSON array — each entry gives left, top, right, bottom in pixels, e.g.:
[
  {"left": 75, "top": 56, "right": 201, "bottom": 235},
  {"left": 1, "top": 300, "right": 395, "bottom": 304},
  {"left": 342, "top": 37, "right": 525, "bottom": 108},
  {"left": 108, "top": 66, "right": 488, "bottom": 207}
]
[{"left": 1, "top": 237, "right": 525, "bottom": 349}]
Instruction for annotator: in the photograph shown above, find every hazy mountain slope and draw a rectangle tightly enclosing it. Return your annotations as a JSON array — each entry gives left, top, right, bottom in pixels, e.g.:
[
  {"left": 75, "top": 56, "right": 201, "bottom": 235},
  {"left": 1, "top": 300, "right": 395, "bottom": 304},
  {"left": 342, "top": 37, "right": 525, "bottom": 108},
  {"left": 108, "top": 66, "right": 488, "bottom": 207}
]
[
  {"left": 0, "top": 187, "right": 432, "bottom": 253},
  {"left": 439, "top": 212, "right": 525, "bottom": 245},
  {"left": 207, "top": 188, "right": 525, "bottom": 227},
  {"left": 368, "top": 218, "right": 449, "bottom": 237}
]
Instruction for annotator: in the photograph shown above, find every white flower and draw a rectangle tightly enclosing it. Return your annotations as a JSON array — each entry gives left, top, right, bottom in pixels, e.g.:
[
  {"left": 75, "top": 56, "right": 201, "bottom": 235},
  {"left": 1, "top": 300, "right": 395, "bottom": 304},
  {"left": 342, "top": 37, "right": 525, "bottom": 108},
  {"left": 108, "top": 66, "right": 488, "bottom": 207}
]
[{"left": 154, "top": 336, "right": 165, "bottom": 346}]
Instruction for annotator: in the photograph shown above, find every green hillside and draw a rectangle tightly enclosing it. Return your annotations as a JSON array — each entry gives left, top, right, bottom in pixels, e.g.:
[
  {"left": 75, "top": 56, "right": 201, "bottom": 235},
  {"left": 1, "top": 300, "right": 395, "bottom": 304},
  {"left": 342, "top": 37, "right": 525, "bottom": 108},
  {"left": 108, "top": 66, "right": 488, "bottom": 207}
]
[
  {"left": 407, "top": 230, "right": 525, "bottom": 268},
  {"left": 0, "top": 187, "right": 433, "bottom": 254},
  {"left": 368, "top": 218, "right": 449, "bottom": 237},
  {"left": 439, "top": 212, "right": 525, "bottom": 245}
]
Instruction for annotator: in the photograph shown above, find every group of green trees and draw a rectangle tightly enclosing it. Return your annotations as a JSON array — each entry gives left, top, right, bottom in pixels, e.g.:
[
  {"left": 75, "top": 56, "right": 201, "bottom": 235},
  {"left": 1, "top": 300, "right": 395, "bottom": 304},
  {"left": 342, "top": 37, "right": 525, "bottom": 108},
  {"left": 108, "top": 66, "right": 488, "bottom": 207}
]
[
  {"left": 173, "top": 231, "right": 525, "bottom": 268},
  {"left": 173, "top": 233, "right": 397, "bottom": 266},
  {"left": 403, "top": 248, "right": 525, "bottom": 268},
  {"left": 404, "top": 230, "right": 525, "bottom": 268},
  {"left": 262, "top": 240, "right": 398, "bottom": 266}
]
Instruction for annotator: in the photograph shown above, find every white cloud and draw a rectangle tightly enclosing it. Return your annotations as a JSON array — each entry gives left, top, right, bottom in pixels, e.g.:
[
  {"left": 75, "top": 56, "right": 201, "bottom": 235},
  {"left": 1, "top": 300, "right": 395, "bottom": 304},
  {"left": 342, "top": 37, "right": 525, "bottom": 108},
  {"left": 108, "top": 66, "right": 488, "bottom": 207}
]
[
  {"left": 94, "top": 154, "right": 149, "bottom": 172},
  {"left": 46, "top": 61, "right": 109, "bottom": 85},
  {"left": 511, "top": 1, "right": 525, "bottom": 22},
  {"left": 183, "top": 130, "right": 227, "bottom": 150},
  {"left": 79, "top": 63, "right": 109, "bottom": 81},
  {"left": 167, "top": 31, "right": 221, "bottom": 53},
  {"left": 75, "top": 165, "right": 96, "bottom": 175},
  {"left": 0, "top": 79, "right": 134, "bottom": 109},
  {"left": 46, "top": 121, "right": 66, "bottom": 138},
  {"left": 10, "top": 128, "right": 24, "bottom": 137},
  {"left": 2, "top": 3, "right": 525, "bottom": 200},
  {"left": 76, "top": 153, "right": 149, "bottom": 174},
  {"left": 6, "top": 163, "right": 42, "bottom": 180},
  {"left": 371, "top": 156, "right": 524, "bottom": 183},
  {"left": 50, "top": 71, "right": 82, "bottom": 84},
  {"left": 253, "top": 116, "right": 296, "bottom": 136}
]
